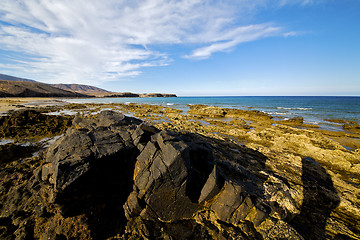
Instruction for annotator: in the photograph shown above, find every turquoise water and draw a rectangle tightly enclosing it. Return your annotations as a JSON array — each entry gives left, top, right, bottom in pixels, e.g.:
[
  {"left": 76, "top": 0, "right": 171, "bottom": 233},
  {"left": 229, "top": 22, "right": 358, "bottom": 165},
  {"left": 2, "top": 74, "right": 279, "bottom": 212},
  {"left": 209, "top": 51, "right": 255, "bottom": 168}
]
[{"left": 67, "top": 96, "right": 360, "bottom": 130}]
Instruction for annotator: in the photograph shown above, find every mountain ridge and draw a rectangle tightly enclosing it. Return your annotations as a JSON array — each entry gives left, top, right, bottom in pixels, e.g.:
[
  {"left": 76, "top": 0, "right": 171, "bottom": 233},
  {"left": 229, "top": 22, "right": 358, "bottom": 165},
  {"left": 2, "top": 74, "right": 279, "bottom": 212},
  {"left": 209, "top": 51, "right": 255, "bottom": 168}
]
[
  {"left": 0, "top": 73, "right": 176, "bottom": 98},
  {"left": 0, "top": 80, "right": 90, "bottom": 98},
  {"left": 51, "top": 83, "right": 113, "bottom": 97},
  {"left": 0, "top": 73, "right": 36, "bottom": 82}
]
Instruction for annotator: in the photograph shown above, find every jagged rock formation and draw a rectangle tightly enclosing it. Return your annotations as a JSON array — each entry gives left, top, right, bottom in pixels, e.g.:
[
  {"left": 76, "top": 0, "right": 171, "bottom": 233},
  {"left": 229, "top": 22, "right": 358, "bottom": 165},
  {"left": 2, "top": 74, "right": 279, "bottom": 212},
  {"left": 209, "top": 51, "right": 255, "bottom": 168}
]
[{"left": 0, "top": 111, "right": 357, "bottom": 239}]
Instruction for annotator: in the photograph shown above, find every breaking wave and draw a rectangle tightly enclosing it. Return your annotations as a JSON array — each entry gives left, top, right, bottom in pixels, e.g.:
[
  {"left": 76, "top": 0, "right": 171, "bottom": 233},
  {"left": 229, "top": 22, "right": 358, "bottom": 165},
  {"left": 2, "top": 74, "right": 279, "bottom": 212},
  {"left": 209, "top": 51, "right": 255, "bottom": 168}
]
[{"left": 277, "top": 107, "right": 312, "bottom": 110}]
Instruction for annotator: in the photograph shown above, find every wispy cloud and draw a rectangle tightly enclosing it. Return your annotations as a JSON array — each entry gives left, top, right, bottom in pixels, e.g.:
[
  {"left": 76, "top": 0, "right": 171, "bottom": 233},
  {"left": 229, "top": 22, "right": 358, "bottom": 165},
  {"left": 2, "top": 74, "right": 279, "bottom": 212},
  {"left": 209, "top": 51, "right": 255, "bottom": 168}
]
[
  {"left": 185, "top": 24, "right": 282, "bottom": 59},
  {"left": 0, "top": 0, "right": 311, "bottom": 84},
  {"left": 277, "top": 0, "right": 324, "bottom": 6}
]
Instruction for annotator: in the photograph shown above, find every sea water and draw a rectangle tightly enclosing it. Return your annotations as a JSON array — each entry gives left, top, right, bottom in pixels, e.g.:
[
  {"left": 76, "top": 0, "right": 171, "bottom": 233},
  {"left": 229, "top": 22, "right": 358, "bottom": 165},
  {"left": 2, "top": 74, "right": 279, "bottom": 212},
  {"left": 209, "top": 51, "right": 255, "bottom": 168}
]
[{"left": 67, "top": 96, "right": 360, "bottom": 131}]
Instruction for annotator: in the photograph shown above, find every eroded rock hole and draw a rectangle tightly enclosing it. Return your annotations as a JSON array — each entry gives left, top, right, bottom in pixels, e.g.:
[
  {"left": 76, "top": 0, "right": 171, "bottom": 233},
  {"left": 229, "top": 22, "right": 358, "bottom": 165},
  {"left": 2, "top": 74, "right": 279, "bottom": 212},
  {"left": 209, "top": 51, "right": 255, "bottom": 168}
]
[{"left": 54, "top": 148, "right": 139, "bottom": 239}]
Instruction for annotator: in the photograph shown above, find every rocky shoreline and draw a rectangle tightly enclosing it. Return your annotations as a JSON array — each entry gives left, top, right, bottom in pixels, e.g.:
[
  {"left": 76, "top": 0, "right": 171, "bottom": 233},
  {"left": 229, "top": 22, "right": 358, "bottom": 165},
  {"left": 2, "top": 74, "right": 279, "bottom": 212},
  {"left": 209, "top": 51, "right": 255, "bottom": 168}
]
[{"left": 0, "top": 102, "right": 359, "bottom": 239}]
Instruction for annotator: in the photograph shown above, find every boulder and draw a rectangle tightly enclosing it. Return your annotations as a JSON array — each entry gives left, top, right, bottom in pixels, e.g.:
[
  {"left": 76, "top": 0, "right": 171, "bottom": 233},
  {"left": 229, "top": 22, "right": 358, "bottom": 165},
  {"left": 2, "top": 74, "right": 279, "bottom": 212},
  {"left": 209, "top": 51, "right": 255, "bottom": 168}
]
[
  {"left": 38, "top": 111, "right": 141, "bottom": 239},
  {"left": 188, "top": 104, "right": 227, "bottom": 118}
]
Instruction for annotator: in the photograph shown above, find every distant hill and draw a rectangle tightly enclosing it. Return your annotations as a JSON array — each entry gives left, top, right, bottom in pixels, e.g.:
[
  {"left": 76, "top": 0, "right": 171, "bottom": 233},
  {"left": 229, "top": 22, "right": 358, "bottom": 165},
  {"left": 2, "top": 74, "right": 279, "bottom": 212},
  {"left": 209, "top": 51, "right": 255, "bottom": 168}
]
[
  {"left": 0, "top": 73, "right": 36, "bottom": 82},
  {"left": 0, "top": 73, "right": 176, "bottom": 98},
  {"left": 108, "top": 92, "right": 177, "bottom": 98},
  {"left": 0, "top": 80, "right": 90, "bottom": 98},
  {"left": 140, "top": 93, "right": 177, "bottom": 98},
  {"left": 51, "top": 84, "right": 114, "bottom": 97},
  {"left": 52, "top": 84, "right": 177, "bottom": 98}
]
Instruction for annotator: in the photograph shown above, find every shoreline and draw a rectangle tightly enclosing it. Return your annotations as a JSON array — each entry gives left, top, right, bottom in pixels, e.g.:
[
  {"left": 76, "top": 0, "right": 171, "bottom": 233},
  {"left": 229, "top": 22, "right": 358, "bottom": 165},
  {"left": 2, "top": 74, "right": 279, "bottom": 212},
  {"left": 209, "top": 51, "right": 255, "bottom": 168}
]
[
  {"left": 1, "top": 98, "right": 359, "bottom": 154},
  {"left": 1, "top": 97, "right": 359, "bottom": 160},
  {"left": 66, "top": 96, "right": 360, "bottom": 129},
  {"left": 0, "top": 99, "right": 359, "bottom": 238},
  {"left": 1, "top": 97, "right": 358, "bottom": 133}
]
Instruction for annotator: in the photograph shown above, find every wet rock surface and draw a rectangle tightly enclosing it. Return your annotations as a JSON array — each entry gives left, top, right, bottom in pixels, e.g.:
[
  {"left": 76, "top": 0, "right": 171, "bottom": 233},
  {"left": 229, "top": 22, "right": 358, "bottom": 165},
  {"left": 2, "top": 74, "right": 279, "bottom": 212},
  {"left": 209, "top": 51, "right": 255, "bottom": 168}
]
[
  {"left": 0, "top": 109, "right": 73, "bottom": 140},
  {"left": 0, "top": 110, "right": 359, "bottom": 239},
  {"left": 0, "top": 143, "right": 39, "bottom": 168}
]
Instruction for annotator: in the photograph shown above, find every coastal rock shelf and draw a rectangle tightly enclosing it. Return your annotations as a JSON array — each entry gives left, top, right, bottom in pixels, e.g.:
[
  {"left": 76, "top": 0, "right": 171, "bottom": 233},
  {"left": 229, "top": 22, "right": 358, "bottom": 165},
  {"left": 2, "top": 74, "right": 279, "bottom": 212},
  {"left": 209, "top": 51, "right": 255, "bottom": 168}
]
[{"left": 1, "top": 110, "right": 359, "bottom": 239}]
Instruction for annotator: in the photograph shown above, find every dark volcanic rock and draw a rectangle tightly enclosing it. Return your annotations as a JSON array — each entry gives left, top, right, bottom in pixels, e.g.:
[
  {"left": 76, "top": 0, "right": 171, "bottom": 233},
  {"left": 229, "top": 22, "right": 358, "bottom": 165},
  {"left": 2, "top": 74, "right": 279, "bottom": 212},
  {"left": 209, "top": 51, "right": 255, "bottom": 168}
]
[
  {"left": 0, "top": 143, "right": 39, "bottom": 168},
  {"left": 39, "top": 111, "right": 141, "bottom": 239},
  {"left": 0, "top": 110, "right": 355, "bottom": 239},
  {"left": 126, "top": 130, "right": 215, "bottom": 222}
]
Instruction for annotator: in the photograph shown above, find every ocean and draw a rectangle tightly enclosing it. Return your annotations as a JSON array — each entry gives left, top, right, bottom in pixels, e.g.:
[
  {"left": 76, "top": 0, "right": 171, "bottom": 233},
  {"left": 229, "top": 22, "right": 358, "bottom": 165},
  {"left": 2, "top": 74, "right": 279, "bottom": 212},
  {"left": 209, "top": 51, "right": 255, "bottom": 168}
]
[{"left": 67, "top": 96, "right": 360, "bottom": 131}]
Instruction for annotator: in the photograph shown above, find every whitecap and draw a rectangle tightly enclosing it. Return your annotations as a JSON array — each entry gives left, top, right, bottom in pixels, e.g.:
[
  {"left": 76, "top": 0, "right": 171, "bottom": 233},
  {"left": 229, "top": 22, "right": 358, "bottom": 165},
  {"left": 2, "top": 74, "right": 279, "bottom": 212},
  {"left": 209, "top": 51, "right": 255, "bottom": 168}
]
[
  {"left": 267, "top": 112, "right": 291, "bottom": 115},
  {"left": 277, "top": 107, "right": 312, "bottom": 110}
]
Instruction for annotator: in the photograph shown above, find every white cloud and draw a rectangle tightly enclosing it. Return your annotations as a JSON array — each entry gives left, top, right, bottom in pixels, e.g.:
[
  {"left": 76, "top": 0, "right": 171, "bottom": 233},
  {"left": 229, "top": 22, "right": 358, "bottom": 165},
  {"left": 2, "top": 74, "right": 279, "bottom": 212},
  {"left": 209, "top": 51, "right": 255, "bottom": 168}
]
[
  {"left": 278, "top": 0, "right": 323, "bottom": 6},
  {"left": 186, "top": 24, "right": 282, "bottom": 59},
  {"left": 0, "top": 0, "right": 306, "bottom": 84}
]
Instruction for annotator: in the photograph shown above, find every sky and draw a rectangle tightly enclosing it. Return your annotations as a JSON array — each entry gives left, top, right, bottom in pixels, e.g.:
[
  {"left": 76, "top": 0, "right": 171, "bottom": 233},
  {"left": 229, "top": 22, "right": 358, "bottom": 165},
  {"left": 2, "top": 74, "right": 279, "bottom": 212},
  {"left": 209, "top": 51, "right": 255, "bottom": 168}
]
[{"left": 0, "top": 0, "right": 359, "bottom": 96}]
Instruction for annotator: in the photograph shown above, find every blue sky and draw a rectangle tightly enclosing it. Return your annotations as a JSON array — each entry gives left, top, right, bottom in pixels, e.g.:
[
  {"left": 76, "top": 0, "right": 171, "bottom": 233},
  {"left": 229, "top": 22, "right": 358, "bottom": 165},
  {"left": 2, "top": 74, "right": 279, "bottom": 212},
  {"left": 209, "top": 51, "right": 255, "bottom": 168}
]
[{"left": 0, "top": 0, "right": 359, "bottom": 96}]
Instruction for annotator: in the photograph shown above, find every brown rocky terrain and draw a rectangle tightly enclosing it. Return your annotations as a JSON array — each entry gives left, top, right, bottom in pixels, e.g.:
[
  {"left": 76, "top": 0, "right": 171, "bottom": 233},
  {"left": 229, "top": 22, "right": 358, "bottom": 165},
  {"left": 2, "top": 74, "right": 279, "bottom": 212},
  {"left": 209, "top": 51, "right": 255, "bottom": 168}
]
[
  {"left": 0, "top": 74, "right": 176, "bottom": 98},
  {"left": 0, "top": 109, "right": 73, "bottom": 141},
  {"left": 0, "top": 104, "right": 359, "bottom": 239},
  {"left": 0, "top": 80, "right": 89, "bottom": 98},
  {"left": 51, "top": 84, "right": 114, "bottom": 97}
]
